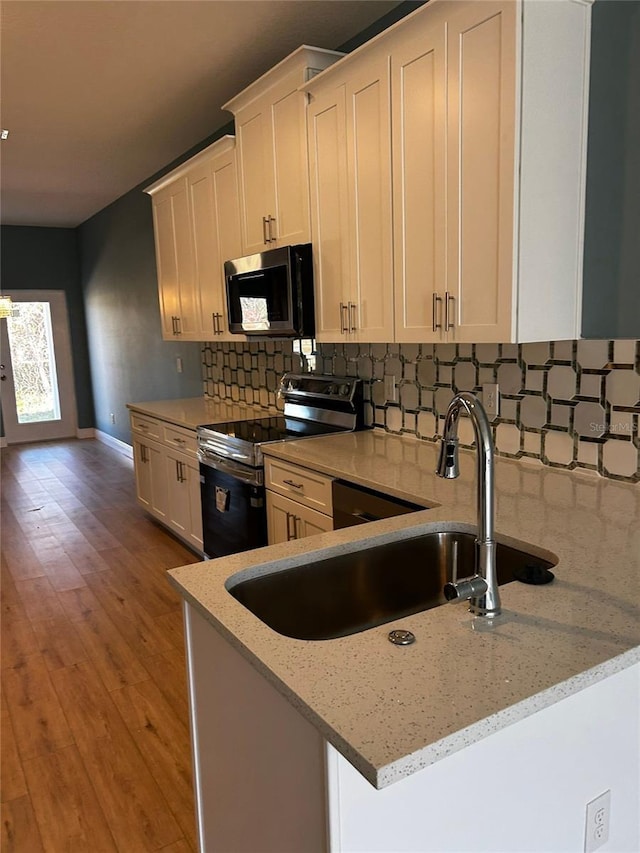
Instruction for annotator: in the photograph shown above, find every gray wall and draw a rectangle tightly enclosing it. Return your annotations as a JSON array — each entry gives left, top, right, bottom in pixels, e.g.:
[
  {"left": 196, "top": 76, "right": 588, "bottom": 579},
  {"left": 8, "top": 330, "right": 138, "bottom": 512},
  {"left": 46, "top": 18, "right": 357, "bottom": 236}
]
[
  {"left": 79, "top": 187, "right": 203, "bottom": 444},
  {"left": 76, "top": 2, "right": 423, "bottom": 444},
  {"left": 0, "top": 225, "right": 95, "bottom": 431},
  {"left": 582, "top": 0, "right": 640, "bottom": 338}
]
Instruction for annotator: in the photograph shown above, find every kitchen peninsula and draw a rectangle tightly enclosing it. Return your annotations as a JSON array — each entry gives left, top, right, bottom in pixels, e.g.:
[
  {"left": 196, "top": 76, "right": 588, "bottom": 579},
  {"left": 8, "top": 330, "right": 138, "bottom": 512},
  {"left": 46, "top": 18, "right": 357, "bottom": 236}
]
[{"left": 169, "top": 430, "right": 640, "bottom": 853}]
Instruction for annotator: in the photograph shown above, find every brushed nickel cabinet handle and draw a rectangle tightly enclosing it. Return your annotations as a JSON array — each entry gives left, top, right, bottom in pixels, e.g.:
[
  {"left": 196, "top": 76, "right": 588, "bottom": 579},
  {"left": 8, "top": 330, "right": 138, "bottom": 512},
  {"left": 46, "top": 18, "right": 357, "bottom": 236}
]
[
  {"left": 339, "top": 302, "right": 348, "bottom": 334},
  {"left": 268, "top": 216, "right": 276, "bottom": 243},
  {"left": 262, "top": 216, "right": 270, "bottom": 244},
  {"left": 286, "top": 511, "right": 295, "bottom": 541},
  {"left": 283, "top": 479, "right": 303, "bottom": 490},
  {"left": 175, "top": 316, "right": 182, "bottom": 335},
  {"left": 445, "top": 292, "right": 455, "bottom": 331},
  {"left": 432, "top": 293, "right": 443, "bottom": 332},
  {"left": 348, "top": 302, "right": 357, "bottom": 332}
]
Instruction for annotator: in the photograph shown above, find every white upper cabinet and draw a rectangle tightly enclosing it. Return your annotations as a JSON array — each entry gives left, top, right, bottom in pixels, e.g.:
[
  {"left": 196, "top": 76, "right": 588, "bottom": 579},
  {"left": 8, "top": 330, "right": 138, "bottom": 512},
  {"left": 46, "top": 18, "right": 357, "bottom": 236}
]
[
  {"left": 146, "top": 136, "right": 243, "bottom": 342},
  {"left": 308, "top": 48, "right": 394, "bottom": 343},
  {"left": 223, "top": 46, "right": 343, "bottom": 256},
  {"left": 307, "top": 0, "right": 593, "bottom": 344}
]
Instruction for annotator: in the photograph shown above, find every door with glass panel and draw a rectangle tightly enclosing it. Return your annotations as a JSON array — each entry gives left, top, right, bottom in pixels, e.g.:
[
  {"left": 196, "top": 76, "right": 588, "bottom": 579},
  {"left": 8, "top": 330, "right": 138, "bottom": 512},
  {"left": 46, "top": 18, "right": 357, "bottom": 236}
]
[{"left": 0, "top": 290, "right": 78, "bottom": 443}]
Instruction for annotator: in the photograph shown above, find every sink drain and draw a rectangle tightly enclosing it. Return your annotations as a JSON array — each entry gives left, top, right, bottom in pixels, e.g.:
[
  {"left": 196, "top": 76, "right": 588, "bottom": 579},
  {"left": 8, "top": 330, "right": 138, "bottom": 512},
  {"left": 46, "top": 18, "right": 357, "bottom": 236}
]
[{"left": 388, "top": 629, "right": 416, "bottom": 646}]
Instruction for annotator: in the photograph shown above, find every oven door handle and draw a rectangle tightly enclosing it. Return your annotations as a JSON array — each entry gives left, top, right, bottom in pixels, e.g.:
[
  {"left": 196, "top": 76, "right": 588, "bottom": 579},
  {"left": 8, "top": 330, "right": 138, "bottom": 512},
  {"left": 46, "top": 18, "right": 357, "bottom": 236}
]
[{"left": 199, "top": 451, "right": 263, "bottom": 487}]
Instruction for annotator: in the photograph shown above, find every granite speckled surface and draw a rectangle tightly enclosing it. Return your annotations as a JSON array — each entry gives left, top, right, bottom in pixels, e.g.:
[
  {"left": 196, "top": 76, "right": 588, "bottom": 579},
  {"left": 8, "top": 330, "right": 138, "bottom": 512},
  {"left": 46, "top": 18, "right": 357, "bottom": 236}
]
[
  {"left": 168, "top": 430, "right": 640, "bottom": 789},
  {"left": 126, "top": 396, "right": 273, "bottom": 430}
]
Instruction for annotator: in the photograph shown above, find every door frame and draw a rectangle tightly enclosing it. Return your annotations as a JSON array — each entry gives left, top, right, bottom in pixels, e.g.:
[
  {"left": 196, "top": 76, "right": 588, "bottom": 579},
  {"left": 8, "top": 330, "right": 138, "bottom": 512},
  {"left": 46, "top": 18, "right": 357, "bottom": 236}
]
[{"left": 0, "top": 289, "right": 79, "bottom": 444}]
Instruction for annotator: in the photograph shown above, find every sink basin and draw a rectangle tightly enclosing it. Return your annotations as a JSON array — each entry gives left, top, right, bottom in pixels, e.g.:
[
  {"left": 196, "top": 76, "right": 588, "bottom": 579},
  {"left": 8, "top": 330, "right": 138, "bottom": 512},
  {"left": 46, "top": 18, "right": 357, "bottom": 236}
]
[{"left": 227, "top": 530, "right": 557, "bottom": 640}]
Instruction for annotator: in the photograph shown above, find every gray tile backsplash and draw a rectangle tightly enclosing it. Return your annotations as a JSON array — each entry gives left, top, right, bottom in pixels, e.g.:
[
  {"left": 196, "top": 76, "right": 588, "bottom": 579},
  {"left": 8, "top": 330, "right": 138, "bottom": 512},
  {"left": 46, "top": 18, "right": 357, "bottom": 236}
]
[{"left": 202, "top": 339, "right": 640, "bottom": 482}]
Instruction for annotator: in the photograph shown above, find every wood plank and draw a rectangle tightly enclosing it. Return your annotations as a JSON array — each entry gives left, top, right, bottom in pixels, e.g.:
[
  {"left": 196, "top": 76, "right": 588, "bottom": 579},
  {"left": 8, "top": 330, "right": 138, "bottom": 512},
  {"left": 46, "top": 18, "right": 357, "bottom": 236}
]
[
  {"left": 40, "top": 554, "right": 87, "bottom": 592},
  {"left": 2, "top": 653, "right": 74, "bottom": 762},
  {"left": 84, "top": 571, "right": 175, "bottom": 659},
  {"left": 0, "top": 561, "right": 29, "bottom": 625},
  {"left": 79, "top": 729, "right": 184, "bottom": 850},
  {"left": 154, "top": 609, "right": 187, "bottom": 653},
  {"left": 111, "top": 678, "right": 197, "bottom": 848},
  {"left": 1, "top": 795, "right": 45, "bottom": 853},
  {"left": 30, "top": 617, "right": 88, "bottom": 672},
  {"left": 1, "top": 617, "right": 38, "bottom": 670},
  {"left": 160, "top": 839, "right": 195, "bottom": 853},
  {"left": 69, "top": 606, "right": 150, "bottom": 692},
  {"left": 99, "top": 547, "right": 182, "bottom": 617},
  {"left": 143, "top": 649, "right": 190, "bottom": 723},
  {"left": 57, "top": 585, "right": 102, "bottom": 621},
  {"left": 22, "top": 745, "right": 118, "bottom": 853},
  {"left": 1, "top": 686, "right": 27, "bottom": 802},
  {"left": 2, "top": 539, "right": 47, "bottom": 583},
  {"left": 14, "top": 576, "right": 65, "bottom": 622}
]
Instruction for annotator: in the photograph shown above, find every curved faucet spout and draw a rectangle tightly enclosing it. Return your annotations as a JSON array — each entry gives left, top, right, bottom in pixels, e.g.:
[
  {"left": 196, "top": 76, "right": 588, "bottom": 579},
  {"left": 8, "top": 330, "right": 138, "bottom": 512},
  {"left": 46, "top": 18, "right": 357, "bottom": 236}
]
[{"left": 435, "top": 392, "right": 500, "bottom": 617}]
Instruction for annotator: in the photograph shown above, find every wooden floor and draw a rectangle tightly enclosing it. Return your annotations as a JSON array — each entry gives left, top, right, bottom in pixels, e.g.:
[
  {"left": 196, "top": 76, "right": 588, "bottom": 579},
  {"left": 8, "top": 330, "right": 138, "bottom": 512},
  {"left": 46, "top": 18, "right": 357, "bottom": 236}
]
[{"left": 1, "top": 439, "right": 201, "bottom": 853}]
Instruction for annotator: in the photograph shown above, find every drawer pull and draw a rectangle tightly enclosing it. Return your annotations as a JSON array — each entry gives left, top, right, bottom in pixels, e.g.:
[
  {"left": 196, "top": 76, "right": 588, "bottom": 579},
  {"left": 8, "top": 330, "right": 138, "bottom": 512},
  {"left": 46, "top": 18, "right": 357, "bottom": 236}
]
[
  {"left": 283, "top": 479, "right": 304, "bottom": 490},
  {"left": 172, "top": 437, "right": 186, "bottom": 445}
]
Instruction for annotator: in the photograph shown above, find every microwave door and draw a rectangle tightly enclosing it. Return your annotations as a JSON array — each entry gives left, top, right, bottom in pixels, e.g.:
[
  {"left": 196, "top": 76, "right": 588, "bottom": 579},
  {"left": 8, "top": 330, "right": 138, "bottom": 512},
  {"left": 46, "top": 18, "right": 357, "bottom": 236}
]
[{"left": 227, "top": 266, "right": 293, "bottom": 335}]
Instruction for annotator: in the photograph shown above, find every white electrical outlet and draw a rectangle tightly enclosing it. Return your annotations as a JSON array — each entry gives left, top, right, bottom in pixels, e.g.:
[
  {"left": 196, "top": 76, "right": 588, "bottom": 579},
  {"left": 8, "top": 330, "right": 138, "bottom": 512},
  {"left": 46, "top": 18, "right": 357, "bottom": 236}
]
[
  {"left": 109, "top": 413, "right": 116, "bottom": 425},
  {"left": 482, "top": 383, "right": 500, "bottom": 417},
  {"left": 384, "top": 375, "right": 397, "bottom": 402},
  {"left": 176, "top": 356, "right": 183, "bottom": 374},
  {"left": 584, "top": 790, "right": 610, "bottom": 853}
]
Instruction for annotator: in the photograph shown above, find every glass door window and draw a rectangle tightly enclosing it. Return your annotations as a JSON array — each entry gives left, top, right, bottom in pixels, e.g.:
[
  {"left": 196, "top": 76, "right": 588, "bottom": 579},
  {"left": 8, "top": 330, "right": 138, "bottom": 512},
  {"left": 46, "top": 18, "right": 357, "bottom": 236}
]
[
  {"left": 5, "top": 300, "right": 62, "bottom": 424},
  {"left": 0, "top": 290, "right": 78, "bottom": 444}
]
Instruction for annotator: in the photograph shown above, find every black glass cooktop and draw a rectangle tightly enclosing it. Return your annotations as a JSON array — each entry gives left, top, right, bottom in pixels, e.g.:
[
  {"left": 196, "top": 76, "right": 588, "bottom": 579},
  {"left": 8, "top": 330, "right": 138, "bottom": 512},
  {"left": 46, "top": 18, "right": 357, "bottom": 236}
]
[{"left": 199, "top": 416, "right": 346, "bottom": 445}]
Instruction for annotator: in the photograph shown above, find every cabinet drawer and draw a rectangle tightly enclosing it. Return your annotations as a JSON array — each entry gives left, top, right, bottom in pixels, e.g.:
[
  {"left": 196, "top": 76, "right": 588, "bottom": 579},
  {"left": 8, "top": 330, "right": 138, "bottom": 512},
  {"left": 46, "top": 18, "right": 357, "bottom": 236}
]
[
  {"left": 163, "top": 423, "right": 198, "bottom": 457},
  {"left": 130, "top": 413, "right": 163, "bottom": 441},
  {"left": 265, "top": 458, "right": 333, "bottom": 514}
]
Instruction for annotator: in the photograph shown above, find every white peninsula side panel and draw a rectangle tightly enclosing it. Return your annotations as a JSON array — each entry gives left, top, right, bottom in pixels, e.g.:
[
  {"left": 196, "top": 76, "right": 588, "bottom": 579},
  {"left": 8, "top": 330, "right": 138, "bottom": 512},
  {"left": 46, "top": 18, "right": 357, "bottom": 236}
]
[
  {"left": 328, "top": 662, "right": 640, "bottom": 852},
  {"left": 183, "top": 603, "right": 327, "bottom": 853}
]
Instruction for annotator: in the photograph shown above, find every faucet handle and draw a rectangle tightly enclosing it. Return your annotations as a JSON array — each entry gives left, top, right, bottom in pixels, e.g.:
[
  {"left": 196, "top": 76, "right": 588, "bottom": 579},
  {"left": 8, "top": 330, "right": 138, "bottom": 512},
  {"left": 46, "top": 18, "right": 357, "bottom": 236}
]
[{"left": 436, "top": 438, "right": 460, "bottom": 479}]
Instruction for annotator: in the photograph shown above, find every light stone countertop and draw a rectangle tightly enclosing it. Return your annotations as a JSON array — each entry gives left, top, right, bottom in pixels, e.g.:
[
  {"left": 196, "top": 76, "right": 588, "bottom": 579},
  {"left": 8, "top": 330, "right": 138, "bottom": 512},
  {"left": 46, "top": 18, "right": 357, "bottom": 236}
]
[
  {"left": 168, "top": 429, "right": 640, "bottom": 788},
  {"left": 126, "top": 396, "right": 274, "bottom": 430}
]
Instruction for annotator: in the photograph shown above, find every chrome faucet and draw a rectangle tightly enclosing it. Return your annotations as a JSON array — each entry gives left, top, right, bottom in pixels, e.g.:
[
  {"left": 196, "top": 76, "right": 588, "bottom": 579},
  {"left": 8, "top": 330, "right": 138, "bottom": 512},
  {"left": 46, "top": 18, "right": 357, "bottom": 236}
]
[{"left": 436, "top": 392, "right": 501, "bottom": 617}]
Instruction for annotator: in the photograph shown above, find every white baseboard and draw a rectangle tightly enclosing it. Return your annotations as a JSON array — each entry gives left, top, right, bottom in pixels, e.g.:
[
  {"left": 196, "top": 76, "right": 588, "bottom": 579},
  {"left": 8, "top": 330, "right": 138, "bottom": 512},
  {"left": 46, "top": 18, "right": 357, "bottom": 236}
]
[
  {"left": 95, "top": 429, "right": 133, "bottom": 459},
  {"left": 76, "top": 427, "right": 95, "bottom": 439}
]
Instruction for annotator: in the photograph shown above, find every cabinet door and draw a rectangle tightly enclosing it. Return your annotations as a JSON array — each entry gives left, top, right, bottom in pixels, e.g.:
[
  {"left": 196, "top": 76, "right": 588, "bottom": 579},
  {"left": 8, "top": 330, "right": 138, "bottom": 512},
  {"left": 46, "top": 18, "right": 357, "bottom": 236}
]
[
  {"left": 133, "top": 438, "right": 153, "bottom": 510},
  {"left": 188, "top": 160, "right": 219, "bottom": 341},
  {"left": 188, "top": 150, "right": 243, "bottom": 342},
  {"left": 345, "top": 54, "right": 394, "bottom": 343},
  {"left": 270, "top": 72, "right": 311, "bottom": 247},
  {"left": 267, "top": 491, "right": 332, "bottom": 546},
  {"left": 392, "top": 21, "right": 447, "bottom": 343},
  {"left": 210, "top": 148, "right": 243, "bottom": 339},
  {"left": 151, "top": 178, "right": 197, "bottom": 340},
  {"left": 446, "top": 0, "right": 517, "bottom": 343},
  {"left": 236, "top": 100, "right": 274, "bottom": 255},
  {"left": 133, "top": 437, "right": 168, "bottom": 521},
  {"left": 166, "top": 449, "right": 203, "bottom": 551},
  {"left": 307, "top": 84, "right": 351, "bottom": 342}
]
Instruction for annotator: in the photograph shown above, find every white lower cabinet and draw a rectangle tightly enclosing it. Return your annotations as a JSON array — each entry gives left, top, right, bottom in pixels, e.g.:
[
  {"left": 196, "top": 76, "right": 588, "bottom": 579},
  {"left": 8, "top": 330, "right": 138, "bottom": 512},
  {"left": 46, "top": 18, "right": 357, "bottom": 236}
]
[
  {"left": 132, "top": 436, "right": 168, "bottom": 522},
  {"left": 266, "top": 491, "right": 332, "bottom": 545},
  {"left": 185, "top": 602, "right": 640, "bottom": 853},
  {"left": 130, "top": 413, "right": 202, "bottom": 553},
  {"left": 264, "top": 457, "right": 333, "bottom": 544}
]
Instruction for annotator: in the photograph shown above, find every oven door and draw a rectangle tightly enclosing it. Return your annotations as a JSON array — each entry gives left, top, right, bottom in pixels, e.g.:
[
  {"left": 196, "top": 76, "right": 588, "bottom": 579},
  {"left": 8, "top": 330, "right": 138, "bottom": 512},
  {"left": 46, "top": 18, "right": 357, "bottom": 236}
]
[{"left": 199, "top": 453, "right": 267, "bottom": 560}]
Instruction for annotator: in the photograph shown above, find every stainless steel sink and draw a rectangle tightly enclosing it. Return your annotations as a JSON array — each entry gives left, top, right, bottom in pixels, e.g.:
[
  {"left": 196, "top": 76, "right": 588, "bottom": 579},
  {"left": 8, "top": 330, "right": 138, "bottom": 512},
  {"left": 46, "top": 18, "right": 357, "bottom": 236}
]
[{"left": 227, "top": 530, "right": 557, "bottom": 640}]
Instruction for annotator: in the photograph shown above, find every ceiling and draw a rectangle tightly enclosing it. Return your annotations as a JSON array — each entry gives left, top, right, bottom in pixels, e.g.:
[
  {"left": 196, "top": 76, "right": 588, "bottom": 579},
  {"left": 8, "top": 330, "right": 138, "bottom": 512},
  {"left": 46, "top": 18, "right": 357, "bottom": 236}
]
[{"left": 0, "top": 0, "right": 402, "bottom": 229}]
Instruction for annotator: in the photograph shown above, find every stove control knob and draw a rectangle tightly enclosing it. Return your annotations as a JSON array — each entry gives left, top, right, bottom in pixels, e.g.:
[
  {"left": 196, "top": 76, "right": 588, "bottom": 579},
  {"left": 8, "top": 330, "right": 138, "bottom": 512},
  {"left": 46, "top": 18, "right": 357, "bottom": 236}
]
[
  {"left": 288, "top": 379, "right": 299, "bottom": 391},
  {"left": 340, "top": 384, "right": 351, "bottom": 396},
  {"left": 326, "top": 384, "right": 336, "bottom": 395}
]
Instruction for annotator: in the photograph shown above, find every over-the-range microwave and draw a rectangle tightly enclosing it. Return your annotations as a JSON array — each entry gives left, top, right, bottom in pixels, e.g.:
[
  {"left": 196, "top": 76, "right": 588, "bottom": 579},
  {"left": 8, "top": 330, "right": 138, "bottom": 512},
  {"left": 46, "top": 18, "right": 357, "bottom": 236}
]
[{"left": 224, "top": 244, "right": 315, "bottom": 338}]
